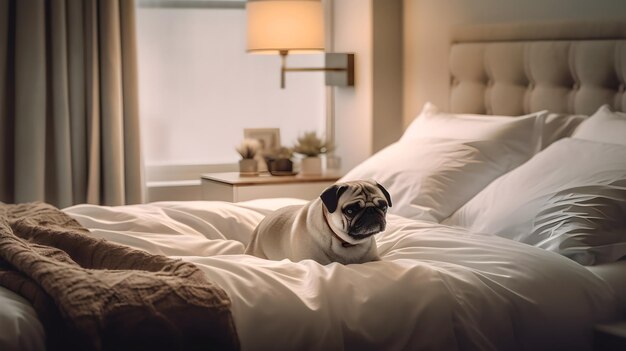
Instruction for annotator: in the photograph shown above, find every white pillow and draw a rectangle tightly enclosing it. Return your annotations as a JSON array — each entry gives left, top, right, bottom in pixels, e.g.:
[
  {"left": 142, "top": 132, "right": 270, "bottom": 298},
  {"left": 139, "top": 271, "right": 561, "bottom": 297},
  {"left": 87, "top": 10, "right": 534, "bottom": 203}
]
[
  {"left": 541, "top": 112, "right": 587, "bottom": 149},
  {"left": 445, "top": 138, "right": 626, "bottom": 265},
  {"left": 402, "top": 103, "right": 545, "bottom": 148},
  {"left": 403, "top": 103, "right": 585, "bottom": 148},
  {"left": 341, "top": 103, "right": 546, "bottom": 222},
  {"left": 573, "top": 104, "right": 626, "bottom": 146},
  {"left": 531, "top": 183, "right": 626, "bottom": 265}
]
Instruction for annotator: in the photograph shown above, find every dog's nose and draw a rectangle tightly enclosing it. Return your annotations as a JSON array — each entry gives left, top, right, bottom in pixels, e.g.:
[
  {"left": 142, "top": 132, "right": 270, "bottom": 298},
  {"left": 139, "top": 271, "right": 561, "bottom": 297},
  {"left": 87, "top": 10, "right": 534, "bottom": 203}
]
[{"left": 365, "top": 206, "right": 376, "bottom": 214}]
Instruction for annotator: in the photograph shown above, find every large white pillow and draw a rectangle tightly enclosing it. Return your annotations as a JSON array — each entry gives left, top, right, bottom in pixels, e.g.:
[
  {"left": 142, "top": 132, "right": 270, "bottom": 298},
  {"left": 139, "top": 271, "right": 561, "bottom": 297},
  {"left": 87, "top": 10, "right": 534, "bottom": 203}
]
[
  {"left": 401, "top": 102, "right": 544, "bottom": 146},
  {"left": 573, "top": 104, "right": 626, "bottom": 146},
  {"left": 403, "top": 103, "right": 585, "bottom": 147},
  {"left": 341, "top": 103, "right": 547, "bottom": 222},
  {"left": 531, "top": 182, "right": 626, "bottom": 265},
  {"left": 445, "top": 138, "right": 626, "bottom": 265}
]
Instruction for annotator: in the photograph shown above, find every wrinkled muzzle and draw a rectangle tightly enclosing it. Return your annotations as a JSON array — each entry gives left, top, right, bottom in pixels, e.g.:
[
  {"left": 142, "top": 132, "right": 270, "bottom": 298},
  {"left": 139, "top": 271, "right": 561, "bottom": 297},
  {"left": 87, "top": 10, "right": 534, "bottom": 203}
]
[{"left": 348, "top": 207, "right": 386, "bottom": 238}]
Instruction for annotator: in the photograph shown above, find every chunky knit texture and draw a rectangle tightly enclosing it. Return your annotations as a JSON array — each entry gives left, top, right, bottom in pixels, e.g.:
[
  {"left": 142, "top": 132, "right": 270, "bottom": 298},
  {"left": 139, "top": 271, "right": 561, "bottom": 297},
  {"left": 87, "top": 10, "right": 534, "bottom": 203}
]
[{"left": 0, "top": 202, "right": 239, "bottom": 351}]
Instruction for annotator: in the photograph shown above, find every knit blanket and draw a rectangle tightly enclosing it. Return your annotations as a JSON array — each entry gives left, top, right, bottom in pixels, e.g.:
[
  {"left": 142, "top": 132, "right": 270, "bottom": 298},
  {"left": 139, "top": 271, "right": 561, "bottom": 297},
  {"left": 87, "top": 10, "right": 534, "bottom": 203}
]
[{"left": 0, "top": 202, "right": 240, "bottom": 351}]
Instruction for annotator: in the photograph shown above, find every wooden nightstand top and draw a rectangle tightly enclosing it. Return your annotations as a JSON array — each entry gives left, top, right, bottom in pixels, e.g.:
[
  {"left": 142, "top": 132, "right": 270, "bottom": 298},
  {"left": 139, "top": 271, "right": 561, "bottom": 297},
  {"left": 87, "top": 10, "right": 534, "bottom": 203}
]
[{"left": 201, "top": 172, "right": 342, "bottom": 186}]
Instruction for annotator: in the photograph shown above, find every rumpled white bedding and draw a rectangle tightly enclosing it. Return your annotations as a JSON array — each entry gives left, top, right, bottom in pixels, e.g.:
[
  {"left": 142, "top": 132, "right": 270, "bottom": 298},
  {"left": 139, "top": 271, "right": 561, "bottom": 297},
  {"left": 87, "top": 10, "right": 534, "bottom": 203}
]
[
  {"left": 0, "top": 289, "right": 45, "bottom": 351},
  {"left": 1, "top": 199, "right": 618, "bottom": 351}
]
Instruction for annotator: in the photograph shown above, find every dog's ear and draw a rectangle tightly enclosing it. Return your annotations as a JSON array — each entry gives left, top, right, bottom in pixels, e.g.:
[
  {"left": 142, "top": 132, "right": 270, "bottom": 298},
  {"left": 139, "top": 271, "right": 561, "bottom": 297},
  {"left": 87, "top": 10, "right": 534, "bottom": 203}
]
[
  {"left": 375, "top": 182, "right": 392, "bottom": 207},
  {"left": 320, "top": 184, "right": 348, "bottom": 213}
]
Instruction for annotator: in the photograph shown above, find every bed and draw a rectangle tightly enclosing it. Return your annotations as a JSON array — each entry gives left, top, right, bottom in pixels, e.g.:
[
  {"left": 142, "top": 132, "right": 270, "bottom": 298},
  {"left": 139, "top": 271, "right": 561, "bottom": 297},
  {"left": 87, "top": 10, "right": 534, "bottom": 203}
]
[{"left": 2, "top": 21, "right": 626, "bottom": 351}]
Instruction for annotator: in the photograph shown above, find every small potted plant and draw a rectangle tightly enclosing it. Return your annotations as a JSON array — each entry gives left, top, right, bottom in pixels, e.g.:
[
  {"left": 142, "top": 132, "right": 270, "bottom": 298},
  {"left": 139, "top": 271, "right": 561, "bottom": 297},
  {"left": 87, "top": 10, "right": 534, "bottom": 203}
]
[
  {"left": 293, "top": 132, "right": 333, "bottom": 175},
  {"left": 236, "top": 138, "right": 261, "bottom": 176}
]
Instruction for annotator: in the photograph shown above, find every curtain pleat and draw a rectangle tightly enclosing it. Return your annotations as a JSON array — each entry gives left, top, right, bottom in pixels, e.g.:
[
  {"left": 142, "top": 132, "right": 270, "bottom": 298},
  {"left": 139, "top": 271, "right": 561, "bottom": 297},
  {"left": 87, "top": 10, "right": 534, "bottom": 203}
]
[
  {"left": 98, "top": 0, "right": 125, "bottom": 205},
  {"left": 120, "top": 0, "right": 143, "bottom": 205},
  {"left": 50, "top": 0, "right": 73, "bottom": 208},
  {"left": 14, "top": 0, "right": 47, "bottom": 203},
  {"left": 1, "top": 0, "right": 144, "bottom": 207},
  {"left": 84, "top": 0, "right": 101, "bottom": 205},
  {"left": 0, "top": 0, "right": 15, "bottom": 203},
  {"left": 67, "top": 0, "right": 87, "bottom": 204}
]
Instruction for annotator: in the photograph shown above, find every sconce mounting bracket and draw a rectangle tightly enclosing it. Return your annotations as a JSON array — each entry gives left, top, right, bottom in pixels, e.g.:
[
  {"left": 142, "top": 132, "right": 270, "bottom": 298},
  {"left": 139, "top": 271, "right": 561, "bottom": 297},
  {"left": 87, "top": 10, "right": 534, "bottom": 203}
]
[{"left": 279, "top": 51, "right": 355, "bottom": 89}]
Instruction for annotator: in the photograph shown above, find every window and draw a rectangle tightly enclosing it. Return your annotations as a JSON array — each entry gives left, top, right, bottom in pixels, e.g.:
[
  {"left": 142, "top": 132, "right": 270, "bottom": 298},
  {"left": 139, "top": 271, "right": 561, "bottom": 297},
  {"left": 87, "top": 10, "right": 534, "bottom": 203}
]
[{"left": 136, "top": 1, "right": 326, "bottom": 167}]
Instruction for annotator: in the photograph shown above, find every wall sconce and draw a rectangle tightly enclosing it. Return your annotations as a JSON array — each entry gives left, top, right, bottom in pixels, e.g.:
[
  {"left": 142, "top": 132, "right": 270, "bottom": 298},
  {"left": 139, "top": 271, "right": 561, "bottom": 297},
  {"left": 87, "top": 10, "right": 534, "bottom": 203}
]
[{"left": 246, "top": 0, "right": 354, "bottom": 89}]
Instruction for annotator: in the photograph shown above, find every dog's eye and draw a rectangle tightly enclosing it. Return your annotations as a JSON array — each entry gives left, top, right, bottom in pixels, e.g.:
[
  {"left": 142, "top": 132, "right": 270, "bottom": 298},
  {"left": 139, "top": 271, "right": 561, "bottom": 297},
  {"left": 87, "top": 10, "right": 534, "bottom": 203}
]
[
  {"left": 377, "top": 202, "right": 388, "bottom": 211},
  {"left": 343, "top": 203, "right": 361, "bottom": 216}
]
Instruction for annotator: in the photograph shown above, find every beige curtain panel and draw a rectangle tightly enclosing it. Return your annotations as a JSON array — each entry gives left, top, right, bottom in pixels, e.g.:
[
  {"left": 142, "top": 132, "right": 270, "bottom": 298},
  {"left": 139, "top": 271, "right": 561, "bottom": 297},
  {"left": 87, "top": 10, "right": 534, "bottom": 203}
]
[{"left": 0, "top": 0, "right": 143, "bottom": 208}]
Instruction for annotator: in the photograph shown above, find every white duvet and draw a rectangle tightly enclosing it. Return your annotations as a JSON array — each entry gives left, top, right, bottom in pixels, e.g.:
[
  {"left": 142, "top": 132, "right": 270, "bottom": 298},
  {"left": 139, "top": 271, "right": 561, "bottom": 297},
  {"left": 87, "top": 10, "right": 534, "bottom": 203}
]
[{"left": 2, "top": 199, "right": 618, "bottom": 351}]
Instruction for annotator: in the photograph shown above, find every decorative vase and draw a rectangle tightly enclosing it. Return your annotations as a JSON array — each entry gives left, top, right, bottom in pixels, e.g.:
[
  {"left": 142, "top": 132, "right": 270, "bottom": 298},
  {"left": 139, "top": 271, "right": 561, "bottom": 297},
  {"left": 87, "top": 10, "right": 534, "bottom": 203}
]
[
  {"left": 268, "top": 158, "right": 294, "bottom": 175},
  {"left": 239, "top": 159, "right": 258, "bottom": 176},
  {"left": 300, "top": 156, "right": 322, "bottom": 175}
]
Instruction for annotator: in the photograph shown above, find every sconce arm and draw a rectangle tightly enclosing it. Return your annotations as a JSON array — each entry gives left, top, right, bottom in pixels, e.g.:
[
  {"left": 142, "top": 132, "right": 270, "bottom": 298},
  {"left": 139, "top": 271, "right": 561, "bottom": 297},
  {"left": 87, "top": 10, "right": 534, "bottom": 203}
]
[{"left": 279, "top": 51, "right": 354, "bottom": 89}]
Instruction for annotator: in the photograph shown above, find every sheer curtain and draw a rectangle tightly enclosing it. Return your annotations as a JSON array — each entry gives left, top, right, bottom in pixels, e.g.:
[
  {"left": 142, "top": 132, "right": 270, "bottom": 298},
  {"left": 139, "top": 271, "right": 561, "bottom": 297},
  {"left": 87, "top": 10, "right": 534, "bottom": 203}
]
[{"left": 0, "top": 0, "right": 143, "bottom": 207}]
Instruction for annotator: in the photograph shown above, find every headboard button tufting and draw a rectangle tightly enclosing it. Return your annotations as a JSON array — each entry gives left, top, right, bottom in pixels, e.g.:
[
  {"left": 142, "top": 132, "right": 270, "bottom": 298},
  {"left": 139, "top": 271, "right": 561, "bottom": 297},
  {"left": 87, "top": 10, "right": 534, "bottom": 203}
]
[{"left": 449, "top": 33, "right": 626, "bottom": 115}]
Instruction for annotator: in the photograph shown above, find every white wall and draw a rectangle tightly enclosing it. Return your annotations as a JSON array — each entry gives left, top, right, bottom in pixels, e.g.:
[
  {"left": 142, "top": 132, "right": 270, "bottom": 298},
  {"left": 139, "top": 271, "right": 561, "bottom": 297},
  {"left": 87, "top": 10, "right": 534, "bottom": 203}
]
[
  {"left": 332, "top": 0, "right": 403, "bottom": 172},
  {"left": 332, "top": 0, "right": 373, "bottom": 172},
  {"left": 372, "top": 0, "right": 403, "bottom": 152},
  {"left": 403, "top": 0, "right": 626, "bottom": 127}
]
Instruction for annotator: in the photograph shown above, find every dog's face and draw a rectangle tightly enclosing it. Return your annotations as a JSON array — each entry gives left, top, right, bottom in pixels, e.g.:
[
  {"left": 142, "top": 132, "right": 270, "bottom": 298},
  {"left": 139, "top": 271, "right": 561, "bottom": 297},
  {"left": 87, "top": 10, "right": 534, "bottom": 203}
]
[{"left": 320, "top": 180, "right": 392, "bottom": 244}]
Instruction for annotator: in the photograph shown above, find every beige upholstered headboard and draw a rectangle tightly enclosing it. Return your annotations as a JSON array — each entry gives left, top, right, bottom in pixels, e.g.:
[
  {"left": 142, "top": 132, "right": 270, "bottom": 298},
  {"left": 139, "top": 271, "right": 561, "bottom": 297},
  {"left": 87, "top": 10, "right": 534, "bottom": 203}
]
[{"left": 449, "top": 20, "right": 626, "bottom": 116}]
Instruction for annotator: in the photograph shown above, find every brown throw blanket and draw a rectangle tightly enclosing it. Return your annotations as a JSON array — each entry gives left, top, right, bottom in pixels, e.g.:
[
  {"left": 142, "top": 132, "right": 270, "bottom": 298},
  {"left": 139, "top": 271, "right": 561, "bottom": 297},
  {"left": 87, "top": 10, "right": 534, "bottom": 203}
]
[{"left": 0, "top": 202, "right": 240, "bottom": 351}]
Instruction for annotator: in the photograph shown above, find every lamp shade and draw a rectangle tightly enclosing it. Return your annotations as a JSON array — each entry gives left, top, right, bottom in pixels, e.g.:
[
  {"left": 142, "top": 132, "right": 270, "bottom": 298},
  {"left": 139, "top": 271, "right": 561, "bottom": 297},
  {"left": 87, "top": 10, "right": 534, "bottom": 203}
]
[{"left": 246, "top": 0, "right": 325, "bottom": 53}]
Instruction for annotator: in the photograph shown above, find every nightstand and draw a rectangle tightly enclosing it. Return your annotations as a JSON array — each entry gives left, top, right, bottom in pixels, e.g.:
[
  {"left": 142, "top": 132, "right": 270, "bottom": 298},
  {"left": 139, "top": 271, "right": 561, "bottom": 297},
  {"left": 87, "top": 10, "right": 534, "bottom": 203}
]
[
  {"left": 200, "top": 172, "right": 341, "bottom": 202},
  {"left": 594, "top": 321, "right": 626, "bottom": 351}
]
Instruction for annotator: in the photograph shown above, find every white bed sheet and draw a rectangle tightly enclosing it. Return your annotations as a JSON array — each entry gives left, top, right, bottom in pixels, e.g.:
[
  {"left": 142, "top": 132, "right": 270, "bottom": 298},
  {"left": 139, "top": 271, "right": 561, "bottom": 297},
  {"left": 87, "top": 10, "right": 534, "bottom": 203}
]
[
  {"left": 59, "top": 199, "right": 619, "bottom": 351},
  {"left": 586, "top": 260, "right": 626, "bottom": 315},
  {"left": 0, "top": 288, "right": 45, "bottom": 351},
  {"left": 0, "top": 199, "right": 618, "bottom": 351}
]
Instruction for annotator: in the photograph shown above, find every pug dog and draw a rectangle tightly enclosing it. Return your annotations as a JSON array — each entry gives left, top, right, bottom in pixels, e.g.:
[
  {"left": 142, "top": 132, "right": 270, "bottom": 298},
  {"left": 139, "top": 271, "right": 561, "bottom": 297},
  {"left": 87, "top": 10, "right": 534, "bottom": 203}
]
[{"left": 245, "top": 180, "right": 392, "bottom": 265}]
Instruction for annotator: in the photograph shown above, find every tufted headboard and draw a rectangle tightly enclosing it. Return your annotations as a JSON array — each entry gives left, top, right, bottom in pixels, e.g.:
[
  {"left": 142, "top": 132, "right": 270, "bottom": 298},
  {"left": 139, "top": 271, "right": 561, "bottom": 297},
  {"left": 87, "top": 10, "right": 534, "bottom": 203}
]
[{"left": 449, "top": 20, "right": 626, "bottom": 116}]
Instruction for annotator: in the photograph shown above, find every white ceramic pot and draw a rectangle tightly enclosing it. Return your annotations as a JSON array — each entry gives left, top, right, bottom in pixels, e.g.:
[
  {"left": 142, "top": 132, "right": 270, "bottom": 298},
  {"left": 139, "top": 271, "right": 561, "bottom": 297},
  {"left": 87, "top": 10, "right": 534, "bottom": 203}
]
[
  {"left": 300, "top": 156, "right": 322, "bottom": 175},
  {"left": 239, "top": 159, "right": 258, "bottom": 176}
]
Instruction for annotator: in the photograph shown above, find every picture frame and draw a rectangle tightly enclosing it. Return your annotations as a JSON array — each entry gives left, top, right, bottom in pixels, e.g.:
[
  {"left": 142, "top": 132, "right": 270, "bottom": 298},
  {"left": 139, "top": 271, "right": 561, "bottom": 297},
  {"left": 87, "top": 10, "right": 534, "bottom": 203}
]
[
  {"left": 243, "top": 128, "right": 281, "bottom": 153},
  {"left": 243, "top": 128, "right": 281, "bottom": 173}
]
